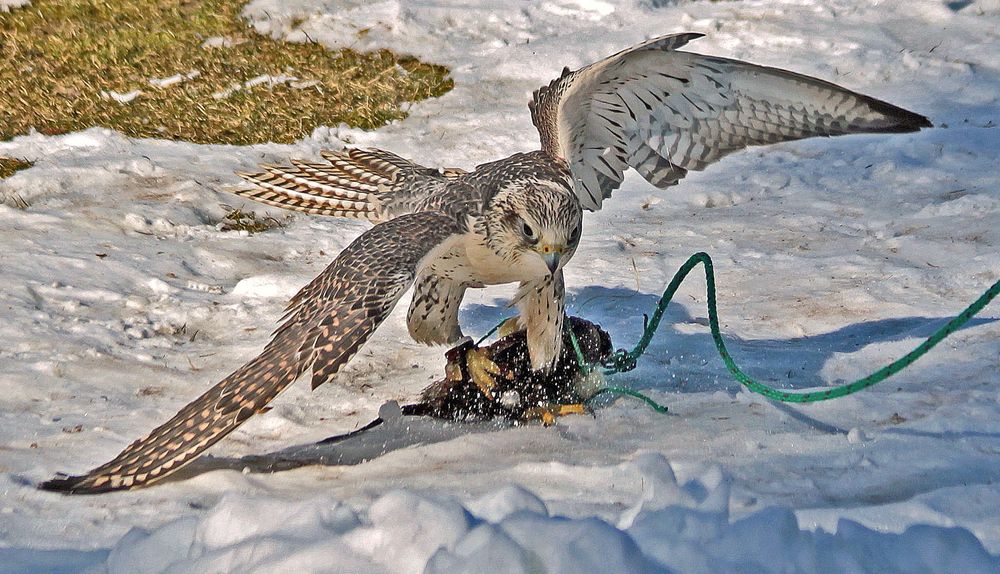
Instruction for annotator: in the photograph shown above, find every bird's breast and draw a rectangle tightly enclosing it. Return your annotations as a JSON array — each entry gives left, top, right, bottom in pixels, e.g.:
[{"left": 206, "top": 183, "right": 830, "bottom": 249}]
[{"left": 455, "top": 232, "right": 530, "bottom": 286}]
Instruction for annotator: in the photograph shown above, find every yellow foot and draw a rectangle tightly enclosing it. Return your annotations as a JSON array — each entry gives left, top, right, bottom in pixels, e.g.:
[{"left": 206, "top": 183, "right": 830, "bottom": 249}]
[
  {"left": 466, "top": 347, "right": 501, "bottom": 401},
  {"left": 523, "top": 404, "right": 588, "bottom": 426},
  {"left": 553, "top": 404, "right": 587, "bottom": 417},
  {"left": 497, "top": 317, "right": 523, "bottom": 338}
]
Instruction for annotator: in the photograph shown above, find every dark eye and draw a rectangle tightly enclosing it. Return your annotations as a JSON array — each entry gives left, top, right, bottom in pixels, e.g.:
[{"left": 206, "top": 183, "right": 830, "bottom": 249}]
[
  {"left": 521, "top": 221, "right": 537, "bottom": 241},
  {"left": 569, "top": 224, "right": 581, "bottom": 243}
]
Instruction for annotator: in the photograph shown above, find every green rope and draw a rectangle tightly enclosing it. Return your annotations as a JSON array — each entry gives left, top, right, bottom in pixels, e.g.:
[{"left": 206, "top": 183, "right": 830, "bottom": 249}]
[
  {"left": 569, "top": 320, "right": 671, "bottom": 412},
  {"left": 477, "top": 313, "right": 674, "bottom": 412},
  {"left": 567, "top": 323, "right": 589, "bottom": 374},
  {"left": 476, "top": 316, "right": 513, "bottom": 346},
  {"left": 476, "top": 253, "right": 997, "bottom": 412},
  {"left": 586, "top": 386, "right": 670, "bottom": 414},
  {"left": 602, "top": 252, "right": 1000, "bottom": 403}
]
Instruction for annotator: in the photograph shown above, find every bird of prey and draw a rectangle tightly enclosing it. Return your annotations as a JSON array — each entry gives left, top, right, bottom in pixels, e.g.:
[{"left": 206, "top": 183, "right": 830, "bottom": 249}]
[{"left": 41, "top": 33, "right": 929, "bottom": 493}]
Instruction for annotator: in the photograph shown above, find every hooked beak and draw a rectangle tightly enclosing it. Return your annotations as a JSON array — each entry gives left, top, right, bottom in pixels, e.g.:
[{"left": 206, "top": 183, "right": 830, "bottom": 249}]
[{"left": 538, "top": 244, "right": 564, "bottom": 275}]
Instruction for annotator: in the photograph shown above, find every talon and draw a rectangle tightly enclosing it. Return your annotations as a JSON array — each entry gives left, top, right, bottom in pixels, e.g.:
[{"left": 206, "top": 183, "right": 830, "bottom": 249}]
[
  {"left": 554, "top": 404, "right": 587, "bottom": 417},
  {"left": 466, "top": 347, "right": 501, "bottom": 400},
  {"left": 523, "top": 403, "right": 587, "bottom": 426},
  {"left": 497, "top": 317, "right": 523, "bottom": 338},
  {"left": 524, "top": 406, "right": 557, "bottom": 426}
]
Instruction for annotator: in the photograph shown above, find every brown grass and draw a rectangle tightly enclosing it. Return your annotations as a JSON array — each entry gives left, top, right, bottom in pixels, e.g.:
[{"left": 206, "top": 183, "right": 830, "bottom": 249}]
[
  {"left": 0, "top": 157, "right": 34, "bottom": 179},
  {"left": 217, "top": 206, "right": 289, "bottom": 234},
  {"left": 0, "top": 0, "right": 453, "bottom": 145}
]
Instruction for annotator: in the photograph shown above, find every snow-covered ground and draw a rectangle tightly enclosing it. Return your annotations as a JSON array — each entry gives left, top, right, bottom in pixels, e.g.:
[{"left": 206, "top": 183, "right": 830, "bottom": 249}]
[{"left": 2, "top": 0, "right": 999, "bottom": 572}]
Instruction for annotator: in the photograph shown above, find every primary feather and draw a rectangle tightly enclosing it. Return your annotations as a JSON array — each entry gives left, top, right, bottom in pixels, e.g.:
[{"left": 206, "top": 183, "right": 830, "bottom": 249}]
[{"left": 529, "top": 33, "right": 930, "bottom": 210}]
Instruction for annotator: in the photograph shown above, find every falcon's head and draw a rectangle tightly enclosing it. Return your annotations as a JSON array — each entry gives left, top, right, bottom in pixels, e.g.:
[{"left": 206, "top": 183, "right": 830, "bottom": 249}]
[{"left": 484, "top": 178, "right": 582, "bottom": 278}]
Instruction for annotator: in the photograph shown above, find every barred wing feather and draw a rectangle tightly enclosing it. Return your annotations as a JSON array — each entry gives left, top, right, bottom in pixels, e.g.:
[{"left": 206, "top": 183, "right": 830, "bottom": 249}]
[
  {"left": 530, "top": 33, "right": 931, "bottom": 211},
  {"left": 40, "top": 212, "right": 463, "bottom": 494}
]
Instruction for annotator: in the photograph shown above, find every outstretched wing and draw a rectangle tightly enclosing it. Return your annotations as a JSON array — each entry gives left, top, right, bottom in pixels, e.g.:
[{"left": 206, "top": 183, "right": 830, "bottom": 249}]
[
  {"left": 530, "top": 33, "right": 932, "bottom": 211},
  {"left": 232, "top": 147, "right": 466, "bottom": 221},
  {"left": 40, "top": 212, "right": 464, "bottom": 494}
]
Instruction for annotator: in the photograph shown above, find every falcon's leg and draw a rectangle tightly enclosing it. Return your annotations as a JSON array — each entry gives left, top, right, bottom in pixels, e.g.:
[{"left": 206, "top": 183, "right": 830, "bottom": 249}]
[
  {"left": 463, "top": 272, "right": 565, "bottom": 401},
  {"left": 515, "top": 270, "right": 566, "bottom": 370},
  {"left": 406, "top": 271, "right": 467, "bottom": 345},
  {"left": 408, "top": 266, "right": 506, "bottom": 400}
]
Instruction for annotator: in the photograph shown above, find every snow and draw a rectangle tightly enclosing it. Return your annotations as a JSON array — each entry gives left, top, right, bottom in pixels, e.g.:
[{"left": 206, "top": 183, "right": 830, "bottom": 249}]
[
  {"left": 212, "top": 74, "right": 303, "bottom": 100},
  {"left": 0, "top": 0, "right": 29, "bottom": 13},
  {"left": 1, "top": 0, "right": 998, "bottom": 572},
  {"left": 99, "top": 90, "right": 143, "bottom": 104},
  {"left": 54, "top": 457, "right": 1000, "bottom": 573},
  {"left": 148, "top": 71, "right": 201, "bottom": 90}
]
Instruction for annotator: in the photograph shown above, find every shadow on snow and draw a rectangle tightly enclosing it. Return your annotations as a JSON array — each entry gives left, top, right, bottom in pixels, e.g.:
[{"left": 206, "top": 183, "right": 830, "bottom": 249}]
[{"left": 157, "top": 283, "right": 994, "bottom": 487}]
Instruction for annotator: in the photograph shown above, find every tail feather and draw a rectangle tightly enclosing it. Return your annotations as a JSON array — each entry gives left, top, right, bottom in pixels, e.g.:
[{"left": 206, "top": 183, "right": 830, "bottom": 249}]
[
  {"left": 230, "top": 187, "right": 375, "bottom": 219},
  {"left": 233, "top": 147, "right": 442, "bottom": 222},
  {"left": 232, "top": 147, "right": 468, "bottom": 221},
  {"left": 288, "top": 159, "right": 380, "bottom": 196},
  {"left": 254, "top": 163, "right": 376, "bottom": 198},
  {"left": 320, "top": 147, "right": 423, "bottom": 183}
]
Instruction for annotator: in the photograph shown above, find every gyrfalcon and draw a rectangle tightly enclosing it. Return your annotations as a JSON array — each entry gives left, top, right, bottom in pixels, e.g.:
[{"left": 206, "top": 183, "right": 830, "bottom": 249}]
[{"left": 42, "top": 33, "right": 929, "bottom": 493}]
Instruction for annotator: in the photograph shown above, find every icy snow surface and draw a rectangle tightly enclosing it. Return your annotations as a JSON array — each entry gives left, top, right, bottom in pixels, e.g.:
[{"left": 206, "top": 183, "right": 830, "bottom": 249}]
[{"left": 1, "top": 0, "right": 999, "bottom": 572}]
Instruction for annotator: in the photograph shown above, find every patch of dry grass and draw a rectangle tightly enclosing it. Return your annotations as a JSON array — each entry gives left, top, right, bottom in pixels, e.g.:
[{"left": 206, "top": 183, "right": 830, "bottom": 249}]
[
  {"left": 216, "top": 206, "right": 288, "bottom": 233},
  {"left": 0, "top": 0, "right": 453, "bottom": 145},
  {"left": 0, "top": 157, "right": 33, "bottom": 209},
  {"left": 0, "top": 157, "right": 34, "bottom": 179}
]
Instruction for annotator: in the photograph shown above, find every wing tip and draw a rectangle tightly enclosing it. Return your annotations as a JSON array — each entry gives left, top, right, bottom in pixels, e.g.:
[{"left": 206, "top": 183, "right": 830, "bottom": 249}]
[
  {"left": 888, "top": 110, "right": 934, "bottom": 132},
  {"left": 861, "top": 96, "right": 933, "bottom": 133},
  {"left": 234, "top": 171, "right": 261, "bottom": 181},
  {"left": 647, "top": 31, "right": 705, "bottom": 51},
  {"left": 38, "top": 474, "right": 122, "bottom": 495}
]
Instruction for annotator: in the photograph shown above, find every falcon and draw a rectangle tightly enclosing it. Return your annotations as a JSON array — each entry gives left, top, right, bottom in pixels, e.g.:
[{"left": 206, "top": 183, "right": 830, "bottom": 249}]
[{"left": 42, "top": 33, "right": 929, "bottom": 493}]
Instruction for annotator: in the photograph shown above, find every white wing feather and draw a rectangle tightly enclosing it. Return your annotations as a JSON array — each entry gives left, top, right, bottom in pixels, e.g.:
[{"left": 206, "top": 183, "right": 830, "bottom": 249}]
[{"left": 530, "top": 33, "right": 931, "bottom": 211}]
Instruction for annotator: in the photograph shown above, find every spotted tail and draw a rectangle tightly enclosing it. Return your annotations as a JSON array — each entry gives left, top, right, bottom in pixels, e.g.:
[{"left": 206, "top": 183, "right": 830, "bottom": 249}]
[{"left": 233, "top": 148, "right": 464, "bottom": 221}]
